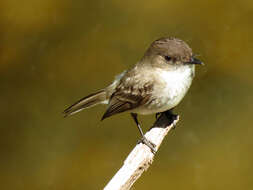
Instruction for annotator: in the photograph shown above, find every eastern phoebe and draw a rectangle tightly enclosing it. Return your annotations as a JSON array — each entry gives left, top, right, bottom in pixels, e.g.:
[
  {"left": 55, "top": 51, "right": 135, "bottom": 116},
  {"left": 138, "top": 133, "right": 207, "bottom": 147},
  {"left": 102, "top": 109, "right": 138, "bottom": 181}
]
[{"left": 63, "top": 37, "right": 203, "bottom": 152}]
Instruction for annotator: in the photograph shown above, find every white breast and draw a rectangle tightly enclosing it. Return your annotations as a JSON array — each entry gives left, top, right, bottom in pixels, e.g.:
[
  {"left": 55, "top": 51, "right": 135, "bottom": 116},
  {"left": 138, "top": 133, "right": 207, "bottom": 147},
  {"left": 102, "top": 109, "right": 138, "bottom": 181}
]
[
  {"left": 139, "top": 65, "right": 195, "bottom": 114},
  {"left": 161, "top": 66, "right": 194, "bottom": 99}
]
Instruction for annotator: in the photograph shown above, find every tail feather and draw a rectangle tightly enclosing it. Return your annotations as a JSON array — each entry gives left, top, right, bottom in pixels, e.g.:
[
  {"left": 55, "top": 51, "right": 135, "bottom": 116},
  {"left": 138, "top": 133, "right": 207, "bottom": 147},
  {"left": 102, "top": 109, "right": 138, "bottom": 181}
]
[{"left": 63, "top": 90, "right": 106, "bottom": 117}]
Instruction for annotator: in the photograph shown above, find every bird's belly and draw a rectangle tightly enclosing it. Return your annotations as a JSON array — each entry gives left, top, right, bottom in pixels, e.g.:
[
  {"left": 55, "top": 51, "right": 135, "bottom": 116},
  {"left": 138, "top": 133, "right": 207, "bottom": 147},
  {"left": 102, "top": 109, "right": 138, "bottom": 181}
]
[
  {"left": 134, "top": 68, "right": 194, "bottom": 115},
  {"left": 136, "top": 90, "right": 187, "bottom": 115}
]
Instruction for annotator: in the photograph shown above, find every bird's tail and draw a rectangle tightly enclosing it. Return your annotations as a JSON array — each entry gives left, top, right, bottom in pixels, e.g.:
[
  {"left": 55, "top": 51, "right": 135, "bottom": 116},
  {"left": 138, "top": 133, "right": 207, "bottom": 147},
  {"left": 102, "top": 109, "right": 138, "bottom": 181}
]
[{"left": 63, "top": 89, "right": 107, "bottom": 117}]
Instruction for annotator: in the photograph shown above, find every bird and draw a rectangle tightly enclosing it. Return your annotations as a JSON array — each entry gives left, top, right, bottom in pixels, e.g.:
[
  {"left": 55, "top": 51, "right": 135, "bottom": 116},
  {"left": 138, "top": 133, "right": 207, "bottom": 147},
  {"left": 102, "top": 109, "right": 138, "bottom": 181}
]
[{"left": 63, "top": 37, "right": 203, "bottom": 153}]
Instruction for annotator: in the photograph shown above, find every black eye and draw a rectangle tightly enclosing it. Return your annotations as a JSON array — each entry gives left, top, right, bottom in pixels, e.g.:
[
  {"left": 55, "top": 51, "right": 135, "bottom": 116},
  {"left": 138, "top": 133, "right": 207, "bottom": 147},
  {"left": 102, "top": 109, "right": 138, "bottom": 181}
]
[{"left": 165, "top": 56, "right": 172, "bottom": 61}]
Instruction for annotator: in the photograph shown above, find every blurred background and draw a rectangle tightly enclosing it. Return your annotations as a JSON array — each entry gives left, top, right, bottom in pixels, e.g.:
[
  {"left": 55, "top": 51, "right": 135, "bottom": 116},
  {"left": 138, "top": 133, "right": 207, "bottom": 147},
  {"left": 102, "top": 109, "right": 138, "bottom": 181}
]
[{"left": 1, "top": 0, "right": 253, "bottom": 189}]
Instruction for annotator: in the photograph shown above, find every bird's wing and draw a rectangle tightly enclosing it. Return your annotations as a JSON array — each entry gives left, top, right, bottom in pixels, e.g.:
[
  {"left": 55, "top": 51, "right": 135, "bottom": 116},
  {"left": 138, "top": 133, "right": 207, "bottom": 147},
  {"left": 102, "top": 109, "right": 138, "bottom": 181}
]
[{"left": 101, "top": 81, "right": 153, "bottom": 120}]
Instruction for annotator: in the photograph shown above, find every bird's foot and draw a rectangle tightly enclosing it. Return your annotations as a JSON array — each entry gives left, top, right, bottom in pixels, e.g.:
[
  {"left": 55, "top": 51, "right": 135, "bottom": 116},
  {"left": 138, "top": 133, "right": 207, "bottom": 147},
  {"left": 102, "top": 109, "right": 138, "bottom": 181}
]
[
  {"left": 164, "top": 110, "right": 179, "bottom": 129},
  {"left": 155, "top": 112, "right": 162, "bottom": 119},
  {"left": 138, "top": 137, "right": 156, "bottom": 154}
]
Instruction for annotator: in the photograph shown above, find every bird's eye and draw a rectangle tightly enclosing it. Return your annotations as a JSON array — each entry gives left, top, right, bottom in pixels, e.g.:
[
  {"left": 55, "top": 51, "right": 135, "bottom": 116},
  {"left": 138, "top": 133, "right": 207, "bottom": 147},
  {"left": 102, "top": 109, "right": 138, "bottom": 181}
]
[{"left": 165, "top": 56, "right": 172, "bottom": 61}]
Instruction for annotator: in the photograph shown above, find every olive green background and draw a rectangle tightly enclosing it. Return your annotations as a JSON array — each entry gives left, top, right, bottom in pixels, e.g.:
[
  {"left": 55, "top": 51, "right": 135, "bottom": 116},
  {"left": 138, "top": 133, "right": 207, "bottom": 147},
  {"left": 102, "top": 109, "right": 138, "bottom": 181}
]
[{"left": 1, "top": 0, "right": 253, "bottom": 189}]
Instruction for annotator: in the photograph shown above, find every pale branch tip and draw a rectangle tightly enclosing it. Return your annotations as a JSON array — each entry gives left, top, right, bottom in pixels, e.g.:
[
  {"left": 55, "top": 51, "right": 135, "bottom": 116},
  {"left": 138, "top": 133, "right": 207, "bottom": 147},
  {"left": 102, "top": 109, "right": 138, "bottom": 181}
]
[{"left": 104, "top": 113, "right": 179, "bottom": 190}]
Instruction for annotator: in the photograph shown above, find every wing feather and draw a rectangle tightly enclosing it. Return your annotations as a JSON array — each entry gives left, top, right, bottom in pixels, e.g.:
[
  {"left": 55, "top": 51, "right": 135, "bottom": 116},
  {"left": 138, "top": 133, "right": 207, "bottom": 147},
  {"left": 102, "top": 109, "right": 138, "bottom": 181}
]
[{"left": 101, "top": 81, "right": 153, "bottom": 120}]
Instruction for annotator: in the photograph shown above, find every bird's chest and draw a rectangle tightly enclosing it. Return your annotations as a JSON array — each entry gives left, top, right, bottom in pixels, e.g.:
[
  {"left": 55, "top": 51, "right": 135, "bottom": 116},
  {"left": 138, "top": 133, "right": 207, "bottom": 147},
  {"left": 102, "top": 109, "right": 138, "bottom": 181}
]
[
  {"left": 160, "top": 69, "right": 192, "bottom": 98},
  {"left": 149, "top": 67, "right": 194, "bottom": 111}
]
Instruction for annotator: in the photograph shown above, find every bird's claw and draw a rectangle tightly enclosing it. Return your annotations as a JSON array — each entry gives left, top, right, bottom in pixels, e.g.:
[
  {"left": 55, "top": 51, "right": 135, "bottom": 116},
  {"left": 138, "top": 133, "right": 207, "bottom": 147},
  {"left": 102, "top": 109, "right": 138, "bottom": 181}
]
[
  {"left": 155, "top": 112, "right": 162, "bottom": 119},
  {"left": 164, "top": 111, "right": 179, "bottom": 129},
  {"left": 138, "top": 137, "right": 156, "bottom": 154}
]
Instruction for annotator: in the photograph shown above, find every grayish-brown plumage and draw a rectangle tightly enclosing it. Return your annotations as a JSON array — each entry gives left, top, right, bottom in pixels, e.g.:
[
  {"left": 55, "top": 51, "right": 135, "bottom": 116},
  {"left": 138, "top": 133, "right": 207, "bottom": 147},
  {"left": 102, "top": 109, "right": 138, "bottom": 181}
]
[{"left": 63, "top": 37, "right": 203, "bottom": 152}]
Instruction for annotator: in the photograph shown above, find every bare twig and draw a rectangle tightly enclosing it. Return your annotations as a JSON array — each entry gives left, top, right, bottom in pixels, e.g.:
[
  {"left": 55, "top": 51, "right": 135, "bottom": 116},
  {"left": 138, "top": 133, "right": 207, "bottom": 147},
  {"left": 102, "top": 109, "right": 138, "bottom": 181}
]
[{"left": 104, "top": 113, "right": 179, "bottom": 190}]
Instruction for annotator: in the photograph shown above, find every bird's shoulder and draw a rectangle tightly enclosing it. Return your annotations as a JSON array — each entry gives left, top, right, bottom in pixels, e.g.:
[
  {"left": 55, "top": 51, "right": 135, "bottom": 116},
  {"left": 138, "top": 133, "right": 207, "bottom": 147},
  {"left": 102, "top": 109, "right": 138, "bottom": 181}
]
[
  {"left": 101, "top": 66, "right": 154, "bottom": 120},
  {"left": 115, "top": 66, "right": 154, "bottom": 100}
]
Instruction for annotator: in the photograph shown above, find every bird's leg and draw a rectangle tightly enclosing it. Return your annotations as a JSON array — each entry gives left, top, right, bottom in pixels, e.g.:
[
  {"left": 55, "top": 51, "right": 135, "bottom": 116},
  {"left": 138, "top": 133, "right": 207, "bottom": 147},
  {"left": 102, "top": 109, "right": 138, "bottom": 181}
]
[
  {"left": 131, "top": 113, "right": 144, "bottom": 137},
  {"left": 155, "top": 112, "right": 162, "bottom": 119},
  {"left": 130, "top": 113, "right": 156, "bottom": 153},
  {"left": 164, "top": 109, "right": 179, "bottom": 129}
]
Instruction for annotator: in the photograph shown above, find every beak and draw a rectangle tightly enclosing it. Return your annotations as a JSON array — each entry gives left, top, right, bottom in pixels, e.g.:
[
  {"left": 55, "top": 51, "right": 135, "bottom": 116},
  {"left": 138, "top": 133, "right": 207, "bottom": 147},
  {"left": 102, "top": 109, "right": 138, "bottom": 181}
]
[{"left": 187, "top": 57, "right": 204, "bottom": 65}]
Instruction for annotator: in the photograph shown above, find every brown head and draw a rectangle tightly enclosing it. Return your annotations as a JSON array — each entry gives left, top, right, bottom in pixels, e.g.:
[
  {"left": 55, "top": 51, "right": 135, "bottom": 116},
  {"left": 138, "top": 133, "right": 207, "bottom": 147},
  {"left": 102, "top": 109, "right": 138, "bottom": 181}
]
[{"left": 141, "top": 37, "right": 203, "bottom": 68}]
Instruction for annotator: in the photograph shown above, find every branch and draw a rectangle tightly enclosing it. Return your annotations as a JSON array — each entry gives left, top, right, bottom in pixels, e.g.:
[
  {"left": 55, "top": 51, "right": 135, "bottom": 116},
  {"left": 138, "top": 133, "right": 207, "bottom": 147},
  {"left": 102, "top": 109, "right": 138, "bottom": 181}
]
[{"left": 104, "top": 113, "right": 180, "bottom": 190}]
